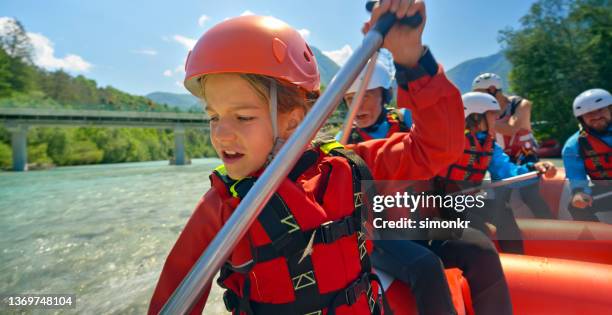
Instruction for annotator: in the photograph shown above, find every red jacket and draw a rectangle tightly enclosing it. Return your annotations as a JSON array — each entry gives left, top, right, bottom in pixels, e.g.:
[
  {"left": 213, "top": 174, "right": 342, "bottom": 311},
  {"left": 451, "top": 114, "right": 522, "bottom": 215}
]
[{"left": 148, "top": 66, "right": 464, "bottom": 314}]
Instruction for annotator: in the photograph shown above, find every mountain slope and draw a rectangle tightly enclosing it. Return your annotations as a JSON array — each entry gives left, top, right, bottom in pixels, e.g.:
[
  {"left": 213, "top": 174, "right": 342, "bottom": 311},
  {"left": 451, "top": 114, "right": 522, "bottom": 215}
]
[
  {"left": 145, "top": 92, "right": 201, "bottom": 112},
  {"left": 446, "top": 52, "right": 512, "bottom": 93},
  {"left": 311, "top": 46, "right": 340, "bottom": 86}
]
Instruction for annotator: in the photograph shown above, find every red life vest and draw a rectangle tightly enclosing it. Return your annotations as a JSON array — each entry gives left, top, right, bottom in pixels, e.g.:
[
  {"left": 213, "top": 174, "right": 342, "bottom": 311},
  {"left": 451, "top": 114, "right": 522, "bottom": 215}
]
[
  {"left": 211, "top": 141, "right": 389, "bottom": 315},
  {"left": 442, "top": 132, "right": 495, "bottom": 185},
  {"left": 347, "top": 109, "right": 410, "bottom": 144},
  {"left": 577, "top": 129, "right": 612, "bottom": 180}
]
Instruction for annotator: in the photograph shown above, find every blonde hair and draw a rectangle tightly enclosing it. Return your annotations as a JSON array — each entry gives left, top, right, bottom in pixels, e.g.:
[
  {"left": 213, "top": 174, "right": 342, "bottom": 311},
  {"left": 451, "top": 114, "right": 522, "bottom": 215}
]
[{"left": 200, "top": 73, "right": 319, "bottom": 114}]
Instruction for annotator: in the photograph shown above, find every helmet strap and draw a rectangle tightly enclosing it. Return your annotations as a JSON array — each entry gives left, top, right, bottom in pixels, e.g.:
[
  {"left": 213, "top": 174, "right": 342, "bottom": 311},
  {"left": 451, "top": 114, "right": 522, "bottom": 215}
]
[
  {"left": 268, "top": 79, "right": 282, "bottom": 163},
  {"left": 362, "top": 106, "right": 388, "bottom": 132}
]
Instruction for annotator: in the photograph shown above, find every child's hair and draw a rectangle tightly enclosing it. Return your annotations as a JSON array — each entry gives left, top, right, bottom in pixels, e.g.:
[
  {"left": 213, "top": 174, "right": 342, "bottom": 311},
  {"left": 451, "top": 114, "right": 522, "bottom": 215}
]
[
  {"left": 200, "top": 73, "right": 319, "bottom": 114},
  {"left": 465, "top": 113, "right": 486, "bottom": 131}
]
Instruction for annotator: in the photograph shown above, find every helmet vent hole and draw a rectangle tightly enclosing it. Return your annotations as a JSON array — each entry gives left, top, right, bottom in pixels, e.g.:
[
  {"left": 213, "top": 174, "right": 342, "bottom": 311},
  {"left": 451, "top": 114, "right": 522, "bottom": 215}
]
[
  {"left": 303, "top": 51, "right": 311, "bottom": 62},
  {"left": 305, "top": 44, "right": 313, "bottom": 56},
  {"left": 595, "top": 98, "right": 603, "bottom": 103}
]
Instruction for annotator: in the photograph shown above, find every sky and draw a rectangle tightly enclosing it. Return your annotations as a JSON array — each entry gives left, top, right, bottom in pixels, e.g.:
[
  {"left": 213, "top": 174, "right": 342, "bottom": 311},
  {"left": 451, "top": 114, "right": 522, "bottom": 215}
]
[{"left": 1, "top": 0, "right": 538, "bottom": 96}]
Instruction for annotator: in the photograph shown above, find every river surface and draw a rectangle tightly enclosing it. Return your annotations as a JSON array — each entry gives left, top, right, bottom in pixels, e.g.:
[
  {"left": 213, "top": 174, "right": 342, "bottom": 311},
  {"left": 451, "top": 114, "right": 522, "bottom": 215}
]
[{"left": 0, "top": 159, "right": 228, "bottom": 314}]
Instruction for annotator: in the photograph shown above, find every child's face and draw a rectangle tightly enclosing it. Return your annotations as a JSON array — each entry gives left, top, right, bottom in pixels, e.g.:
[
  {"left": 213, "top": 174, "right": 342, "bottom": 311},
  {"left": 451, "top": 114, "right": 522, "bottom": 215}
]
[
  {"left": 204, "top": 74, "right": 275, "bottom": 180},
  {"left": 471, "top": 110, "right": 499, "bottom": 135},
  {"left": 344, "top": 88, "right": 384, "bottom": 128}
]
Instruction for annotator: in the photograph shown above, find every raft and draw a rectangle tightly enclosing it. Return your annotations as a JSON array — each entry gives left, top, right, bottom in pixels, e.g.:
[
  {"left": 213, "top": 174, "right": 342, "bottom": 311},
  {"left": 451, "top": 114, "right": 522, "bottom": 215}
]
[
  {"left": 380, "top": 254, "right": 612, "bottom": 315},
  {"left": 487, "top": 219, "right": 612, "bottom": 265}
]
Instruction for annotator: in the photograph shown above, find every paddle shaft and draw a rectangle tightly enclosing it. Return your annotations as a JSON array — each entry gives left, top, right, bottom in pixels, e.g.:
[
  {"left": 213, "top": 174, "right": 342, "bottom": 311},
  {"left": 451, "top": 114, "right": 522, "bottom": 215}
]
[
  {"left": 339, "top": 51, "right": 379, "bottom": 145},
  {"left": 454, "top": 171, "right": 539, "bottom": 196},
  {"left": 593, "top": 190, "right": 612, "bottom": 201}
]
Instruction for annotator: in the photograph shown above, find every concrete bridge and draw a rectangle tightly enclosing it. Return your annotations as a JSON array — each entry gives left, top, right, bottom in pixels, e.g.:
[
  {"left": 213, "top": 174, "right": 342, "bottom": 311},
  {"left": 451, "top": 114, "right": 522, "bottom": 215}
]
[{"left": 0, "top": 108, "right": 209, "bottom": 171}]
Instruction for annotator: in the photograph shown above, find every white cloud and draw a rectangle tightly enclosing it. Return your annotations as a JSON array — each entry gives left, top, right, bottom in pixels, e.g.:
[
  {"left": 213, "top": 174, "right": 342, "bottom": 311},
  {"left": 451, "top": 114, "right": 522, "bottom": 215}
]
[
  {"left": 173, "top": 35, "right": 196, "bottom": 50},
  {"left": 28, "top": 32, "right": 92, "bottom": 72},
  {"left": 240, "top": 10, "right": 255, "bottom": 16},
  {"left": 298, "top": 28, "right": 310, "bottom": 39},
  {"left": 131, "top": 49, "right": 157, "bottom": 56},
  {"left": 198, "top": 15, "right": 210, "bottom": 27},
  {"left": 0, "top": 17, "right": 92, "bottom": 73},
  {"left": 323, "top": 44, "right": 353, "bottom": 66},
  {"left": 163, "top": 64, "right": 185, "bottom": 78}
]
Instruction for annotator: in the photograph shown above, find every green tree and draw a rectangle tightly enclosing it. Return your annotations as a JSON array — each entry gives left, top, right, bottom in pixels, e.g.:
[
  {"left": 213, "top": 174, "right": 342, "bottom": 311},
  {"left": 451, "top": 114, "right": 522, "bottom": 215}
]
[
  {"left": 27, "top": 143, "right": 53, "bottom": 166},
  {"left": 0, "top": 48, "right": 14, "bottom": 97},
  {"left": 499, "top": 0, "right": 612, "bottom": 142},
  {"left": 0, "top": 142, "right": 12, "bottom": 169},
  {"left": 63, "top": 141, "right": 104, "bottom": 165},
  {"left": 0, "top": 18, "right": 33, "bottom": 62}
]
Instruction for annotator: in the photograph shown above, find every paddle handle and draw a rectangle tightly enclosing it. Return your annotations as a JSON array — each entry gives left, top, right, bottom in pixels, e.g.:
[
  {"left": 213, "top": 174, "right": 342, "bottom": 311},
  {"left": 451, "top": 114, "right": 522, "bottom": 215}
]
[{"left": 366, "top": 1, "right": 424, "bottom": 29}]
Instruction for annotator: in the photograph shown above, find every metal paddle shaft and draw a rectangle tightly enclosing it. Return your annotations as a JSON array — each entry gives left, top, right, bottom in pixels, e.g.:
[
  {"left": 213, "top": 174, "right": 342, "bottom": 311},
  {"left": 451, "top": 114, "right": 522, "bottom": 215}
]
[
  {"left": 158, "top": 11, "right": 419, "bottom": 315},
  {"left": 339, "top": 51, "right": 379, "bottom": 145},
  {"left": 593, "top": 190, "right": 612, "bottom": 201},
  {"left": 454, "top": 171, "right": 539, "bottom": 196}
]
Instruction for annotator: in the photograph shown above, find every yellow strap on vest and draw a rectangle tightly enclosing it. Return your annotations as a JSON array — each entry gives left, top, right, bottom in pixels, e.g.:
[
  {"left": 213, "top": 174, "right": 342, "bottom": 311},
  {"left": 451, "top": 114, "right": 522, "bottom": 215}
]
[
  {"left": 229, "top": 180, "right": 243, "bottom": 198},
  {"left": 215, "top": 164, "right": 227, "bottom": 175},
  {"left": 215, "top": 165, "right": 241, "bottom": 197},
  {"left": 318, "top": 141, "right": 344, "bottom": 155}
]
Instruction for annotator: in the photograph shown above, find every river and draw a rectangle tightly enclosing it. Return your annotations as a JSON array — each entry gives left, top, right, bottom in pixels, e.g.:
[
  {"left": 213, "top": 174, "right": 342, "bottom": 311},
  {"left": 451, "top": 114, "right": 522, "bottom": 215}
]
[{"left": 0, "top": 159, "right": 227, "bottom": 314}]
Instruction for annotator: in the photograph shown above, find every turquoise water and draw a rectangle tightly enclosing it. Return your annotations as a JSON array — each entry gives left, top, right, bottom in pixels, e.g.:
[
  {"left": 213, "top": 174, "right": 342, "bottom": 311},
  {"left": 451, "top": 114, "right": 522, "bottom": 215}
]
[{"left": 0, "top": 160, "right": 227, "bottom": 314}]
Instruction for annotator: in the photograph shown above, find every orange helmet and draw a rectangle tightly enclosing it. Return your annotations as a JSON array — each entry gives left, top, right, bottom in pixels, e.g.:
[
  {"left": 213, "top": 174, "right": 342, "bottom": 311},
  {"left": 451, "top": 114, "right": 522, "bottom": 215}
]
[{"left": 184, "top": 15, "right": 320, "bottom": 98}]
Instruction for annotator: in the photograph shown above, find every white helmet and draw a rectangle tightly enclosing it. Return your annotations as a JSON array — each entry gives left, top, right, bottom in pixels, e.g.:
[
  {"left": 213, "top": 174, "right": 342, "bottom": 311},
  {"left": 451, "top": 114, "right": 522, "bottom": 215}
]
[
  {"left": 572, "top": 88, "right": 612, "bottom": 117},
  {"left": 462, "top": 92, "right": 500, "bottom": 118},
  {"left": 472, "top": 73, "right": 503, "bottom": 91},
  {"left": 345, "top": 60, "right": 394, "bottom": 95}
]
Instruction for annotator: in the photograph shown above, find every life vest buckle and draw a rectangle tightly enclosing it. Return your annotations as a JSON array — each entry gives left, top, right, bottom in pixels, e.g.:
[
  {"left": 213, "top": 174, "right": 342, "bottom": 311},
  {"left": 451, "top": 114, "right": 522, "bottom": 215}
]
[
  {"left": 344, "top": 273, "right": 370, "bottom": 306},
  {"left": 319, "top": 217, "right": 356, "bottom": 244},
  {"left": 222, "top": 290, "right": 238, "bottom": 312}
]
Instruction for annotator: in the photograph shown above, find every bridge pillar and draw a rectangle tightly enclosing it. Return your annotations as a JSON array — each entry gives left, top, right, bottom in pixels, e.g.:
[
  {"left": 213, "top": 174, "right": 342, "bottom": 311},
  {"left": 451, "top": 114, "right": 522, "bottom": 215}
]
[
  {"left": 8, "top": 125, "right": 29, "bottom": 171},
  {"left": 173, "top": 126, "right": 187, "bottom": 165}
]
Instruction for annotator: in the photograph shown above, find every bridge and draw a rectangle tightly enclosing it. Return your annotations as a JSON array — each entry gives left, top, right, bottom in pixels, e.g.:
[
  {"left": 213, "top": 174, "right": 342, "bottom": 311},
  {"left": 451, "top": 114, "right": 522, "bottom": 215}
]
[{"left": 0, "top": 108, "right": 209, "bottom": 171}]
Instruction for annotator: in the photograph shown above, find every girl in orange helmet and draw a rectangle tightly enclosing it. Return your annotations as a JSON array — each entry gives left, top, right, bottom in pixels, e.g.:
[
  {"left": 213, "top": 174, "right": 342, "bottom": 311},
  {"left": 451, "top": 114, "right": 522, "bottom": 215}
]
[{"left": 149, "top": 1, "right": 465, "bottom": 314}]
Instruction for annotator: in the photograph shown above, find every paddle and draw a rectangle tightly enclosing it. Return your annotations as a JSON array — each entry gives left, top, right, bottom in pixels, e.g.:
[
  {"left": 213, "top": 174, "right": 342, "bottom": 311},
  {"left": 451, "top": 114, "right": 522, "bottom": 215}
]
[
  {"left": 159, "top": 10, "right": 424, "bottom": 315},
  {"left": 454, "top": 171, "right": 539, "bottom": 196},
  {"left": 593, "top": 190, "right": 612, "bottom": 201},
  {"left": 339, "top": 51, "right": 379, "bottom": 145}
]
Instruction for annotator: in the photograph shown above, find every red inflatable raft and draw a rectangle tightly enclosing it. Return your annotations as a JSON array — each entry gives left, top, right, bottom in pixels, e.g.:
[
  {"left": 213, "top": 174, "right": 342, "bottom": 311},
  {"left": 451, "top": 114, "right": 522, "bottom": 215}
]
[{"left": 381, "top": 254, "right": 612, "bottom": 315}]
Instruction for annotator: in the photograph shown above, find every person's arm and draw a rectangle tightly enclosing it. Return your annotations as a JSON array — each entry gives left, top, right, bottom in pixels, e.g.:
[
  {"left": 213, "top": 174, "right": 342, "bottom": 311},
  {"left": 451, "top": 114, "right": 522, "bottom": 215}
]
[
  {"left": 352, "top": 1, "right": 463, "bottom": 179},
  {"left": 148, "top": 189, "right": 226, "bottom": 315},
  {"left": 399, "top": 107, "right": 413, "bottom": 128},
  {"left": 488, "top": 142, "right": 532, "bottom": 180},
  {"left": 352, "top": 66, "right": 464, "bottom": 180},
  {"left": 562, "top": 133, "right": 591, "bottom": 195},
  {"left": 495, "top": 98, "right": 532, "bottom": 136}
]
